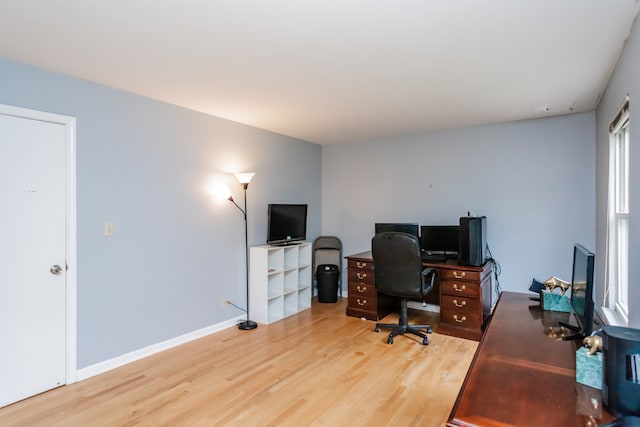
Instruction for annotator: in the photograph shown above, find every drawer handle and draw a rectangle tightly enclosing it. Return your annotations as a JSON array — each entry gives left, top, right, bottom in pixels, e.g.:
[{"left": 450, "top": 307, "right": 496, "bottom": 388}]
[
  {"left": 356, "top": 262, "right": 367, "bottom": 268},
  {"left": 453, "top": 284, "right": 466, "bottom": 292},
  {"left": 453, "top": 271, "right": 466, "bottom": 279},
  {"left": 356, "top": 285, "right": 367, "bottom": 293},
  {"left": 453, "top": 299, "right": 466, "bottom": 308},
  {"left": 356, "top": 298, "right": 367, "bottom": 306},
  {"left": 453, "top": 314, "right": 467, "bottom": 323},
  {"left": 356, "top": 272, "right": 367, "bottom": 280}
]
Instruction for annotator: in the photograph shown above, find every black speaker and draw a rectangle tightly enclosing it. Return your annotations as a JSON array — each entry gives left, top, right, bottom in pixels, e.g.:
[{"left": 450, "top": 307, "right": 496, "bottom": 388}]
[
  {"left": 603, "top": 325, "right": 640, "bottom": 417},
  {"left": 459, "top": 216, "right": 486, "bottom": 266}
]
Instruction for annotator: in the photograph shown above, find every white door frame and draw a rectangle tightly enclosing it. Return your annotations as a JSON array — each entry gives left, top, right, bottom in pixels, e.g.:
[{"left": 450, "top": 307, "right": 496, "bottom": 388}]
[{"left": 0, "top": 103, "right": 77, "bottom": 384}]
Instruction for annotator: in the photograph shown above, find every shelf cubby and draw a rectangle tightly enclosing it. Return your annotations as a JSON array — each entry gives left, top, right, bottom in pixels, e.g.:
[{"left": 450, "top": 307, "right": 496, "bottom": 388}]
[{"left": 249, "top": 242, "right": 312, "bottom": 324}]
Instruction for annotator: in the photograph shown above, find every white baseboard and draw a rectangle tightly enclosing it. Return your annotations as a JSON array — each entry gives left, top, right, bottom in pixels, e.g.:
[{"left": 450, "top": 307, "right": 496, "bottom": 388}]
[
  {"left": 407, "top": 301, "right": 440, "bottom": 313},
  {"left": 77, "top": 315, "right": 245, "bottom": 381}
]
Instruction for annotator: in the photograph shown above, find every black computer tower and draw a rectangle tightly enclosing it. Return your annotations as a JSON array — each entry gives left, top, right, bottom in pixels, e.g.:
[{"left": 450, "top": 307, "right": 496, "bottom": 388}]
[
  {"left": 603, "top": 325, "right": 640, "bottom": 417},
  {"left": 459, "top": 216, "right": 486, "bottom": 266}
]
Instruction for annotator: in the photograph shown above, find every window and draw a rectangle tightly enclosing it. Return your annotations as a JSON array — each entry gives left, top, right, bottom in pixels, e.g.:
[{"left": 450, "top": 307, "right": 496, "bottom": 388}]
[{"left": 605, "top": 98, "right": 630, "bottom": 324}]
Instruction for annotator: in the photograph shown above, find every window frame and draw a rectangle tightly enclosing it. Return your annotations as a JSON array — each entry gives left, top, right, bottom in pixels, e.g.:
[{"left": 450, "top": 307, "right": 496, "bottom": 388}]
[{"left": 605, "top": 98, "right": 630, "bottom": 325}]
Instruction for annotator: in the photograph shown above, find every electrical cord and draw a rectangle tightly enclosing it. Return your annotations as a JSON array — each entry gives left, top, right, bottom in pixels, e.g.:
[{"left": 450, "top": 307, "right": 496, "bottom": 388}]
[
  {"left": 485, "top": 243, "right": 502, "bottom": 295},
  {"left": 226, "top": 301, "right": 247, "bottom": 313}
]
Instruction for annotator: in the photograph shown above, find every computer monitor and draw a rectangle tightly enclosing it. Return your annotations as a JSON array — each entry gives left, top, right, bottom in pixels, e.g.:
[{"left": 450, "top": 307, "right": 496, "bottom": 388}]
[
  {"left": 420, "top": 225, "right": 460, "bottom": 255},
  {"left": 374, "top": 223, "right": 419, "bottom": 239},
  {"left": 559, "top": 243, "right": 595, "bottom": 341},
  {"left": 569, "top": 243, "right": 595, "bottom": 337},
  {"left": 267, "top": 204, "right": 308, "bottom": 246}
]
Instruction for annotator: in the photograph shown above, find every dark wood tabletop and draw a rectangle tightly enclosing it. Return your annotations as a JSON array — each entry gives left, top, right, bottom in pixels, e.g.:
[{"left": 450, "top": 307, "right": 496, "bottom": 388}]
[{"left": 447, "top": 291, "right": 614, "bottom": 427}]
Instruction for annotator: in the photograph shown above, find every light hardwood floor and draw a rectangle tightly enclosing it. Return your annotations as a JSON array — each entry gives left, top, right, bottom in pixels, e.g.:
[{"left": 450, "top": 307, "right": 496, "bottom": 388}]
[{"left": 0, "top": 299, "right": 477, "bottom": 427}]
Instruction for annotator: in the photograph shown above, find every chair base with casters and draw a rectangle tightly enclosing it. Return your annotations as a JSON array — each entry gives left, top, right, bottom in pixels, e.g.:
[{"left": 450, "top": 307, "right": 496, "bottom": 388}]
[{"left": 375, "top": 298, "right": 432, "bottom": 345}]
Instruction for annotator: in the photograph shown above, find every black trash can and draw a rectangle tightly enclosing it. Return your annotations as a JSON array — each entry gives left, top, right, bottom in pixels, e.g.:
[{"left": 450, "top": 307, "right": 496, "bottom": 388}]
[{"left": 316, "top": 264, "right": 339, "bottom": 303}]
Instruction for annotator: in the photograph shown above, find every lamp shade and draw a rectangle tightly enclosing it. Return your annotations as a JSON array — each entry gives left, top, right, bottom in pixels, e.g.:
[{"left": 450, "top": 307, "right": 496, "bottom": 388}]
[
  {"left": 234, "top": 173, "right": 255, "bottom": 185},
  {"left": 215, "top": 184, "right": 232, "bottom": 200}
]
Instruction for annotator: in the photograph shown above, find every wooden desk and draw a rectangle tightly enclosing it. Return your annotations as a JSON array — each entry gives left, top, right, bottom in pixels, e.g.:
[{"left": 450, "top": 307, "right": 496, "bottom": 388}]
[
  {"left": 447, "top": 292, "right": 614, "bottom": 427},
  {"left": 345, "top": 251, "right": 493, "bottom": 341}
]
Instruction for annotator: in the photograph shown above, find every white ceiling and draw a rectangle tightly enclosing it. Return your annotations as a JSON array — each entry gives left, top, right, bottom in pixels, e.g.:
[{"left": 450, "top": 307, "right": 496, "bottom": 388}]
[{"left": 0, "top": 1, "right": 639, "bottom": 145}]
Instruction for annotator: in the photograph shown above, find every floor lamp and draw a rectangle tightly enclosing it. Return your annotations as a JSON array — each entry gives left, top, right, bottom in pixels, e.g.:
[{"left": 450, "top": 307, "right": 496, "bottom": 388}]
[{"left": 228, "top": 172, "right": 257, "bottom": 330}]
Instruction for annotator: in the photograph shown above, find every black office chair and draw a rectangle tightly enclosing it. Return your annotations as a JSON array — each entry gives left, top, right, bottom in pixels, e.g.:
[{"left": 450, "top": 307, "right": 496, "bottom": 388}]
[{"left": 372, "top": 232, "right": 437, "bottom": 345}]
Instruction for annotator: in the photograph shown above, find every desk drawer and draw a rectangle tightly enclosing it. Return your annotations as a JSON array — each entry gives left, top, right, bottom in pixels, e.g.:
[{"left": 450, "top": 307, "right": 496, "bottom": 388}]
[
  {"left": 440, "top": 269, "right": 480, "bottom": 282},
  {"left": 348, "top": 294, "right": 377, "bottom": 311},
  {"left": 347, "top": 259, "right": 374, "bottom": 270},
  {"left": 441, "top": 294, "right": 479, "bottom": 314},
  {"left": 441, "top": 308, "right": 482, "bottom": 329},
  {"left": 348, "top": 281, "right": 376, "bottom": 297},
  {"left": 440, "top": 279, "right": 479, "bottom": 298},
  {"left": 348, "top": 269, "right": 374, "bottom": 283}
]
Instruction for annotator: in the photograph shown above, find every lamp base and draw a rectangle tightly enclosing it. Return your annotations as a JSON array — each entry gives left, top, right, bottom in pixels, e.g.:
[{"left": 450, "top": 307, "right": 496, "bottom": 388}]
[{"left": 238, "top": 320, "right": 258, "bottom": 330}]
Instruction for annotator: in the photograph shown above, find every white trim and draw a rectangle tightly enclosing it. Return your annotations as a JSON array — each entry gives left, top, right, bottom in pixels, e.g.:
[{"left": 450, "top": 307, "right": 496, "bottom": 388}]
[
  {"left": 65, "top": 116, "right": 78, "bottom": 384},
  {"left": 599, "top": 306, "right": 627, "bottom": 328},
  {"left": 77, "top": 315, "right": 245, "bottom": 381},
  {"left": 0, "top": 104, "right": 78, "bottom": 386},
  {"left": 604, "top": 99, "right": 631, "bottom": 326},
  {"left": 407, "top": 301, "right": 440, "bottom": 313}
]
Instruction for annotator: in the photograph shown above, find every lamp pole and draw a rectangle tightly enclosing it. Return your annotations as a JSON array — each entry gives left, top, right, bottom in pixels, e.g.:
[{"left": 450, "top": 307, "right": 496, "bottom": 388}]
[{"left": 230, "top": 173, "right": 257, "bottom": 330}]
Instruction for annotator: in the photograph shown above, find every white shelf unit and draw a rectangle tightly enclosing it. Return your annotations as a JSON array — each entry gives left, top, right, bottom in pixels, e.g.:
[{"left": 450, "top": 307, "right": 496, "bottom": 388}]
[{"left": 249, "top": 242, "right": 312, "bottom": 324}]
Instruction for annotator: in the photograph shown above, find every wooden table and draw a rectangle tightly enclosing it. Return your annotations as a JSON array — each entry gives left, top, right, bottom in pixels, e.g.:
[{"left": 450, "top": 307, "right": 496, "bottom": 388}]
[{"left": 447, "top": 292, "right": 614, "bottom": 426}]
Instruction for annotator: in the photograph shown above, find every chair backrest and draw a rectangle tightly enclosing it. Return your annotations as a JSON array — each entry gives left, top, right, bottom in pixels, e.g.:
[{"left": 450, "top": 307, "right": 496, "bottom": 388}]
[
  {"left": 372, "top": 232, "right": 425, "bottom": 298},
  {"left": 313, "top": 236, "right": 342, "bottom": 273}
]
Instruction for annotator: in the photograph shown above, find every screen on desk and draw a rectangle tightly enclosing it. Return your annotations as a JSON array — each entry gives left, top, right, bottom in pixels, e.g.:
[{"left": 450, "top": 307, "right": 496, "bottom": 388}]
[
  {"left": 569, "top": 243, "right": 595, "bottom": 337},
  {"left": 558, "top": 243, "right": 596, "bottom": 341},
  {"left": 420, "top": 225, "right": 460, "bottom": 255},
  {"left": 374, "top": 223, "right": 419, "bottom": 239}
]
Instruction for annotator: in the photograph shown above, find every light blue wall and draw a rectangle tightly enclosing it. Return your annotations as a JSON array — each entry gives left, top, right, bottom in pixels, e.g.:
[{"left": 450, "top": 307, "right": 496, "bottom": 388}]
[
  {"left": 596, "top": 14, "right": 640, "bottom": 328},
  {"left": 0, "top": 58, "right": 322, "bottom": 368},
  {"left": 322, "top": 112, "right": 596, "bottom": 297}
]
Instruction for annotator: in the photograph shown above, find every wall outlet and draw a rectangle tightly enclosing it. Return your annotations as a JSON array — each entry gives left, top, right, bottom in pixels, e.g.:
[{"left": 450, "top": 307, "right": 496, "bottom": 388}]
[{"left": 104, "top": 222, "right": 114, "bottom": 236}]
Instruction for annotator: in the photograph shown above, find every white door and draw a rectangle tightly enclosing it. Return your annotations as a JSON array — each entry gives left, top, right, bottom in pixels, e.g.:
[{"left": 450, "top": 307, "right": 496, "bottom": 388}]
[{"left": 0, "top": 112, "right": 67, "bottom": 407}]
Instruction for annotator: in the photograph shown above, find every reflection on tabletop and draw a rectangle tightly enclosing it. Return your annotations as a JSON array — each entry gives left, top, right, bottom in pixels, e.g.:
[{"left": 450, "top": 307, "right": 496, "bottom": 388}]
[
  {"left": 528, "top": 303, "right": 573, "bottom": 340},
  {"left": 528, "top": 301, "right": 608, "bottom": 427}
]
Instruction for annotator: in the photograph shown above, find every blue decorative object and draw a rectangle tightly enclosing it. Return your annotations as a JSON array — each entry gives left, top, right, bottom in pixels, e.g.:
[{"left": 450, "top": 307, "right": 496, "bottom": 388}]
[
  {"left": 540, "top": 290, "right": 572, "bottom": 312},
  {"left": 576, "top": 346, "right": 603, "bottom": 390}
]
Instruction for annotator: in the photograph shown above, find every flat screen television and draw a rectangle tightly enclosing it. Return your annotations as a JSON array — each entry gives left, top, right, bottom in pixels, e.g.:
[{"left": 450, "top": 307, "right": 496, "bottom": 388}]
[
  {"left": 374, "top": 223, "right": 419, "bottom": 239},
  {"left": 267, "top": 204, "right": 308, "bottom": 246},
  {"left": 561, "top": 243, "right": 596, "bottom": 340},
  {"left": 420, "top": 225, "right": 460, "bottom": 256}
]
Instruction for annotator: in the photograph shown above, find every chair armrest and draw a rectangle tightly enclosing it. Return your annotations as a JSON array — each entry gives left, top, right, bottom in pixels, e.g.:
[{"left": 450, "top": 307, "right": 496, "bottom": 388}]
[{"left": 421, "top": 268, "right": 437, "bottom": 296}]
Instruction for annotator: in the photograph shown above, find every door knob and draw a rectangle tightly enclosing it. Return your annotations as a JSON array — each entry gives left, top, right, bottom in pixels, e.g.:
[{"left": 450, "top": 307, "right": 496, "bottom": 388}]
[{"left": 50, "top": 265, "right": 62, "bottom": 275}]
